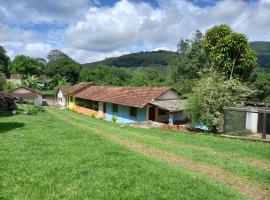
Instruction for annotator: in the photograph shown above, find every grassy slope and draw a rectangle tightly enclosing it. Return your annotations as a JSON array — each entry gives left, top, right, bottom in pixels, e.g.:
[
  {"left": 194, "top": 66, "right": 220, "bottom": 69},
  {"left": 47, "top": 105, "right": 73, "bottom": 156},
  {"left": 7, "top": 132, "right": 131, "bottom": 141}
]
[
  {"left": 0, "top": 110, "right": 246, "bottom": 199},
  {"left": 54, "top": 108, "right": 270, "bottom": 190}
]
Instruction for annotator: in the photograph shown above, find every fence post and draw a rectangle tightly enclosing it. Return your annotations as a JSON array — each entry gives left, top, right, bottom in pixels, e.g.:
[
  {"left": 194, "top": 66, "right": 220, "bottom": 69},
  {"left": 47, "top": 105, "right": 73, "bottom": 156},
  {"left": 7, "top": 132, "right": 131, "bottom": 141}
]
[
  {"left": 262, "top": 113, "right": 267, "bottom": 139},
  {"left": 223, "top": 109, "right": 227, "bottom": 134}
]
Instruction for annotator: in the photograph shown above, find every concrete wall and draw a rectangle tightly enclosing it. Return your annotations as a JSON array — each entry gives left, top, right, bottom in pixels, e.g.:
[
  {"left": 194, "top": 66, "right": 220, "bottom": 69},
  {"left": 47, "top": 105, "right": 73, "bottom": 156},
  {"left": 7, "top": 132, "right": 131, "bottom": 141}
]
[
  {"left": 56, "top": 90, "right": 66, "bottom": 106},
  {"left": 12, "top": 88, "right": 43, "bottom": 105},
  {"left": 105, "top": 103, "right": 147, "bottom": 123},
  {"left": 73, "top": 105, "right": 98, "bottom": 117},
  {"left": 246, "top": 112, "right": 258, "bottom": 133}
]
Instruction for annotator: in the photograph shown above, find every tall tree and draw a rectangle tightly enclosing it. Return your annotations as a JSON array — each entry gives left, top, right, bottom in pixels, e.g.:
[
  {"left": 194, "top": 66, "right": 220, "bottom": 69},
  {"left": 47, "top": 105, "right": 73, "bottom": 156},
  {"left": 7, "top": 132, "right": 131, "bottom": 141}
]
[
  {"left": 46, "top": 50, "right": 81, "bottom": 84},
  {"left": 186, "top": 73, "right": 255, "bottom": 132},
  {"left": 0, "top": 45, "right": 10, "bottom": 77},
  {"left": 203, "top": 24, "right": 256, "bottom": 80},
  {"left": 170, "top": 30, "right": 209, "bottom": 94},
  {"left": 9, "top": 55, "right": 40, "bottom": 76}
]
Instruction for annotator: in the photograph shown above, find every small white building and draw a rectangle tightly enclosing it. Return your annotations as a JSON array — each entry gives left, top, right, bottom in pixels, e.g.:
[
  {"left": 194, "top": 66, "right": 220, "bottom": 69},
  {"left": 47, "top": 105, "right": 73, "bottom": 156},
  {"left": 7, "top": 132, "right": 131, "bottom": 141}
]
[
  {"left": 56, "top": 86, "right": 69, "bottom": 106},
  {"left": 10, "top": 87, "right": 43, "bottom": 105},
  {"left": 56, "top": 82, "right": 94, "bottom": 107}
]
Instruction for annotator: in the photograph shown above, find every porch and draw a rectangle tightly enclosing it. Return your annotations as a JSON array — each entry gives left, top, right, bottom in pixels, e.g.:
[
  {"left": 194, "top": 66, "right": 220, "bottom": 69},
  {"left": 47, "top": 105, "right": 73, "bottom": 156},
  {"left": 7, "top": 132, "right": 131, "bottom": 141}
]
[{"left": 147, "top": 99, "right": 187, "bottom": 125}]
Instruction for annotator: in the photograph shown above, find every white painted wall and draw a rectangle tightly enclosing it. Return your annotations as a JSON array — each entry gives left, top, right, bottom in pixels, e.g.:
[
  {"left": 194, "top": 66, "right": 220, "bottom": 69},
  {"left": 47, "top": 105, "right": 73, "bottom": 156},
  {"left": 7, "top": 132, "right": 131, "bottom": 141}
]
[
  {"left": 56, "top": 90, "right": 66, "bottom": 106},
  {"left": 98, "top": 102, "right": 104, "bottom": 117},
  {"left": 34, "top": 95, "right": 43, "bottom": 105},
  {"left": 246, "top": 112, "right": 258, "bottom": 133},
  {"left": 156, "top": 90, "right": 178, "bottom": 100},
  {"left": 12, "top": 88, "right": 43, "bottom": 105}
]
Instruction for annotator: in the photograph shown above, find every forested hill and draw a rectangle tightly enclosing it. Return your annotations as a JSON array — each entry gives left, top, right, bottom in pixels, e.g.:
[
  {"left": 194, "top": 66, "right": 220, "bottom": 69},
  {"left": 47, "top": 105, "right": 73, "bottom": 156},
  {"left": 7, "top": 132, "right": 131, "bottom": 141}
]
[
  {"left": 82, "top": 50, "right": 178, "bottom": 68},
  {"left": 82, "top": 42, "right": 270, "bottom": 69},
  {"left": 250, "top": 41, "right": 270, "bottom": 68}
]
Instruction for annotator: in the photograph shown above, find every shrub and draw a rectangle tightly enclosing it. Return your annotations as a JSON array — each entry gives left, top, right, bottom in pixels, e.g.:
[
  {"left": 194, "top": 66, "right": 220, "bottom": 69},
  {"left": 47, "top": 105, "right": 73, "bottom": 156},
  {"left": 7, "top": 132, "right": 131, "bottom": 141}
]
[
  {"left": 186, "top": 73, "right": 256, "bottom": 133},
  {"left": 16, "top": 103, "right": 45, "bottom": 115},
  {"left": 112, "top": 115, "right": 117, "bottom": 122},
  {"left": 90, "top": 112, "right": 96, "bottom": 118}
]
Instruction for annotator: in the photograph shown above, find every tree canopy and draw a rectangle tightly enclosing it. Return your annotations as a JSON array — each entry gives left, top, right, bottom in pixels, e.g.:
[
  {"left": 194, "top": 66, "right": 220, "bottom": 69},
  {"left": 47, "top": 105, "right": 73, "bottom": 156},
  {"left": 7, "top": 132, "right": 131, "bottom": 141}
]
[
  {"left": 46, "top": 50, "right": 81, "bottom": 84},
  {"left": 0, "top": 45, "right": 10, "bottom": 77},
  {"left": 9, "top": 55, "right": 44, "bottom": 76},
  {"left": 203, "top": 24, "right": 256, "bottom": 80}
]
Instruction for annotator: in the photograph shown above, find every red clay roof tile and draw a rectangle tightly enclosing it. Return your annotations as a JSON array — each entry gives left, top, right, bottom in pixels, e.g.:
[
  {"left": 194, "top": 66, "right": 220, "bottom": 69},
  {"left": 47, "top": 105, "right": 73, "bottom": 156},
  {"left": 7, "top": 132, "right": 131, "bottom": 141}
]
[{"left": 74, "top": 86, "right": 172, "bottom": 108}]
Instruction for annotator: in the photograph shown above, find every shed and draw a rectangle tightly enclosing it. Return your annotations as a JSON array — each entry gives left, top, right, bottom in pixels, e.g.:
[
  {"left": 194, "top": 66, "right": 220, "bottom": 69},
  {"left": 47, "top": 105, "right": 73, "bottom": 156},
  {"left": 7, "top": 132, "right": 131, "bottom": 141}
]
[{"left": 10, "top": 87, "right": 43, "bottom": 105}]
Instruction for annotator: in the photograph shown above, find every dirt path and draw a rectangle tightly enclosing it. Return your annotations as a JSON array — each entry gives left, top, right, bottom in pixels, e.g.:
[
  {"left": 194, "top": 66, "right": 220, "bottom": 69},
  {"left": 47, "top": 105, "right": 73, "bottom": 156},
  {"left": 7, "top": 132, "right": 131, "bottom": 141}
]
[
  {"left": 48, "top": 108, "right": 270, "bottom": 200},
  {"left": 61, "top": 109, "right": 270, "bottom": 171}
]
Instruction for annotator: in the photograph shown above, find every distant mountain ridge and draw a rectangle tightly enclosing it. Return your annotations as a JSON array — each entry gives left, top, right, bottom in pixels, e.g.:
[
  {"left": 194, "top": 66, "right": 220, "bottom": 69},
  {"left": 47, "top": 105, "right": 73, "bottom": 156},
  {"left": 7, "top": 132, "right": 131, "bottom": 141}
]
[
  {"left": 250, "top": 41, "right": 270, "bottom": 68},
  {"left": 82, "top": 50, "right": 178, "bottom": 68},
  {"left": 82, "top": 42, "right": 270, "bottom": 69}
]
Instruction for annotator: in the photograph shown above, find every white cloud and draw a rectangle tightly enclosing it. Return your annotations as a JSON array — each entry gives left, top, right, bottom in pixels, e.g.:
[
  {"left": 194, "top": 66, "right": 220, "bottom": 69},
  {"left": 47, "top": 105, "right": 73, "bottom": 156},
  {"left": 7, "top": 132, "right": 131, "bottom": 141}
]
[
  {"left": 23, "top": 43, "right": 53, "bottom": 58},
  {"left": 0, "top": 0, "right": 89, "bottom": 23},
  {"left": 1, "top": 0, "right": 270, "bottom": 63}
]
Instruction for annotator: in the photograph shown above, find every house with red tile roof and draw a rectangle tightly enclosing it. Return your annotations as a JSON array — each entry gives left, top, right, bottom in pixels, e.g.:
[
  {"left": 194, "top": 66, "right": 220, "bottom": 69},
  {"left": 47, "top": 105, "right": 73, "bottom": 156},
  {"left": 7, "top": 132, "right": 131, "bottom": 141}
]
[
  {"left": 60, "top": 83, "right": 186, "bottom": 125},
  {"left": 56, "top": 82, "right": 95, "bottom": 106}
]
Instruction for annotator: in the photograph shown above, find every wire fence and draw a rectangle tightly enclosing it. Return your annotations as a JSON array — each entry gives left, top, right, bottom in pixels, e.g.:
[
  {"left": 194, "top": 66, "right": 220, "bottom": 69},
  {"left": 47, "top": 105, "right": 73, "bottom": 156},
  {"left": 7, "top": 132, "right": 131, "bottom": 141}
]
[{"left": 223, "top": 107, "right": 270, "bottom": 139}]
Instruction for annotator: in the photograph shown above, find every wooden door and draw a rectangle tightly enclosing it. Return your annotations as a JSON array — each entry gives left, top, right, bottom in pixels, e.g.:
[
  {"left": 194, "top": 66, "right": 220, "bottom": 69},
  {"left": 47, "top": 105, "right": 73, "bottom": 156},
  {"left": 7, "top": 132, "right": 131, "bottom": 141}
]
[{"left": 149, "top": 107, "right": 155, "bottom": 121}]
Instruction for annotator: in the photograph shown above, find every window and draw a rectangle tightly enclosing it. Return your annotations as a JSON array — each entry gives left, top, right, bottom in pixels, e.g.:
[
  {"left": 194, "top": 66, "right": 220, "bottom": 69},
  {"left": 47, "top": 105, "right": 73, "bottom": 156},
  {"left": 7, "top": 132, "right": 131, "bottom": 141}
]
[
  {"left": 158, "top": 109, "right": 167, "bottom": 115},
  {"left": 129, "top": 107, "right": 137, "bottom": 117},
  {"left": 70, "top": 96, "right": 74, "bottom": 102},
  {"left": 75, "top": 98, "right": 98, "bottom": 111},
  {"left": 112, "top": 104, "right": 118, "bottom": 113}
]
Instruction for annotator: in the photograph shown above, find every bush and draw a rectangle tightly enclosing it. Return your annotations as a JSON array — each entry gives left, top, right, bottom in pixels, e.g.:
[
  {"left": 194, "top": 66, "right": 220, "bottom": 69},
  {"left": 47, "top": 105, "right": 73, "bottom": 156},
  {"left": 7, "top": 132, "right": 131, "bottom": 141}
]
[
  {"left": 16, "top": 103, "right": 45, "bottom": 115},
  {"left": 186, "top": 73, "right": 256, "bottom": 133},
  {"left": 90, "top": 112, "right": 96, "bottom": 118},
  {"left": 112, "top": 115, "right": 117, "bottom": 122}
]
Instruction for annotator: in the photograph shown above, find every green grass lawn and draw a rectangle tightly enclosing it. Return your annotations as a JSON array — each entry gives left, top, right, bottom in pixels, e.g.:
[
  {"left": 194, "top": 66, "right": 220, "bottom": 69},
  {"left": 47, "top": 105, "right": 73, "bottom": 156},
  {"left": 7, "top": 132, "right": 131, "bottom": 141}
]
[{"left": 0, "top": 107, "right": 269, "bottom": 199}]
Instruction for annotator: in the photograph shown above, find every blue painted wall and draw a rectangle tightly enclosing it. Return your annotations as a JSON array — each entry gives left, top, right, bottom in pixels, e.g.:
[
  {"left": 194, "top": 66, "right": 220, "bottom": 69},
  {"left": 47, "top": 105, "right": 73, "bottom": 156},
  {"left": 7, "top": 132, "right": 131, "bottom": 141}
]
[{"left": 105, "top": 103, "right": 147, "bottom": 123}]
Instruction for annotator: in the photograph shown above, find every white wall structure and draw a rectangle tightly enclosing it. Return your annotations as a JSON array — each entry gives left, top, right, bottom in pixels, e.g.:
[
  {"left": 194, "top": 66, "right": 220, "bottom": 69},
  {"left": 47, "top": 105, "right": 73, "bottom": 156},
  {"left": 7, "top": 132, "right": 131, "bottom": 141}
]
[
  {"left": 11, "top": 88, "right": 43, "bottom": 105},
  {"left": 246, "top": 112, "right": 258, "bottom": 133},
  {"left": 156, "top": 90, "right": 178, "bottom": 100},
  {"left": 98, "top": 102, "right": 104, "bottom": 117},
  {"left": 56, "top": 89, "right": 67, "bottom": 106}
]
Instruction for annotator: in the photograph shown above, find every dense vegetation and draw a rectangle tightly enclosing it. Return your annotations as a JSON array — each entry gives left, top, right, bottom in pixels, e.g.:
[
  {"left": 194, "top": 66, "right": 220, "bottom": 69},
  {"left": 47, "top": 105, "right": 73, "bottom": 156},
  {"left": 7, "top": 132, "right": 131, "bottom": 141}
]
[
  {"left": 1, "top": 24, "right": 270, "bottom": 132},
  {"left": 82, "top": 50, "right": 177, "bottom": 68},
  {"left": 250, "top": 41, "right": 270, "bottom": 68}
]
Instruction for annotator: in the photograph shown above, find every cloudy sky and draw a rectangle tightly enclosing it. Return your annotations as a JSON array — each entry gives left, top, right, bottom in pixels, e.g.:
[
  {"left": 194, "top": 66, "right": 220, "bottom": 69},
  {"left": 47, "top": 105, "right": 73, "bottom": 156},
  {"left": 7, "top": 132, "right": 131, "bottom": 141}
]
[{"left": 0, "top": 0, "right": 270, "bottom": 63}]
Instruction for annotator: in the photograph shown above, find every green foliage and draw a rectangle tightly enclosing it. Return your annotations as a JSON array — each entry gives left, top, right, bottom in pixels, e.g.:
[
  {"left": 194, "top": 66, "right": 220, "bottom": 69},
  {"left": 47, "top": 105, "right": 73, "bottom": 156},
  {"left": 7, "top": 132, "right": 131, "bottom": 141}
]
[
  {"left": 9, "top": 55, "right": 44, "bottom": 76},
  {"left": 128, "top": 67, "right": 168, "bottom": 87},
  {"left": 48, "top": 74, "right": 70, "bottom": 89},
  {"left": 249, "top": 41, "right": 270, "bottom": 68},
  {"left": 186, "top": 73, "right": 255, "bottom": 133},
  {"left": 0, "top": 45, "right": 10, "bottom": 77},
  {"left": 203, "top": 24, "right": 233, "bottom": 56},
  {"left": 0, "top": 73, "right": 5, "bottom": 90},
  {"left": 111, "top": 115, "right": 117, "bottom": 122},
  {"left": 46, "top": 50, "right": 81, "bottom": 84},
  {"left": 203, "top": 24, "right": 256, "bottom": 80},
  {"left": 90, "top": 112, "right": 97, "bottom": 118},
  {"left": 82, "top": 50, "right": 177, "bottom": 68},
  {"left": 170, "top": 30, "right": 210, "bottom": 94},
  {"left": 22, "top": 74, "right": 38, "bottom": 89},
  {"left": 16, "top": 103, "right": 45, "bottom": 115},
  {"left": 249, "top": 68, "right": 270, "bottom": 102}
]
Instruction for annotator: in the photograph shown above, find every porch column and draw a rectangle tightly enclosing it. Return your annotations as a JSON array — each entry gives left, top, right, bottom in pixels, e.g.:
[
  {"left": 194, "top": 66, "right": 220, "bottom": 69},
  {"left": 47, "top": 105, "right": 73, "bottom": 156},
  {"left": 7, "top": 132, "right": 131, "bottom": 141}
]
[
  {"left": 169, "top": 113, "right": 174, "bottom": 125},
  {"left": 98, "top": 102, "right": 103, "bottom": 117}
]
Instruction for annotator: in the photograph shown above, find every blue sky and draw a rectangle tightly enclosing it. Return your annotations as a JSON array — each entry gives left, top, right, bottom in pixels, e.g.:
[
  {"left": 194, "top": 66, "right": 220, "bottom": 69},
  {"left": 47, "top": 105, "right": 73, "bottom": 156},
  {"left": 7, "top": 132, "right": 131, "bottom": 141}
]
[{"left": 0, "top": 0, "right": 269, "bottom": 63}]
